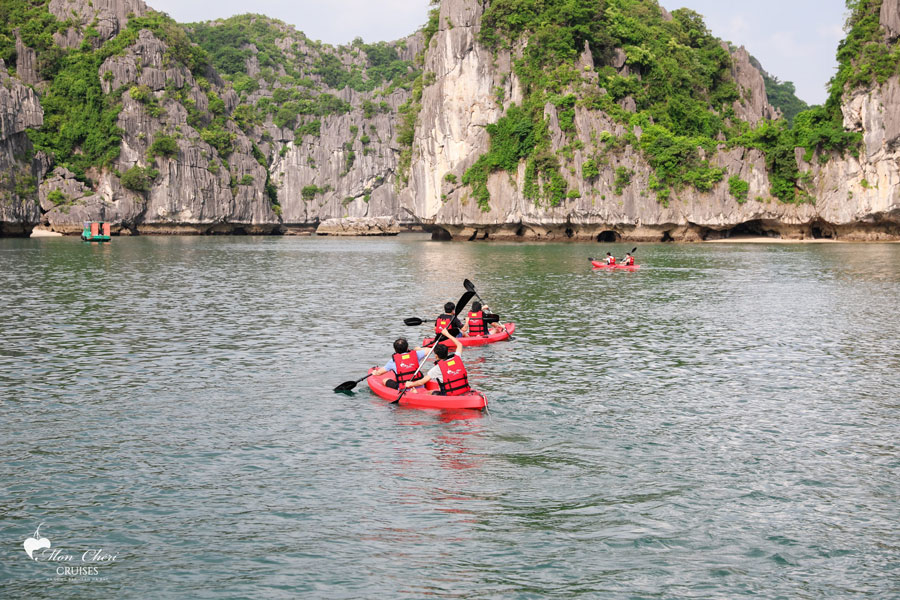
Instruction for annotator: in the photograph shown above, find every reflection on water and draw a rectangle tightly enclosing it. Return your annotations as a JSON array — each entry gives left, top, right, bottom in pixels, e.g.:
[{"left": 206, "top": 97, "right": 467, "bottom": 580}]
[{"left": 1, "top": 235, "right": 899, "bottom": 598}]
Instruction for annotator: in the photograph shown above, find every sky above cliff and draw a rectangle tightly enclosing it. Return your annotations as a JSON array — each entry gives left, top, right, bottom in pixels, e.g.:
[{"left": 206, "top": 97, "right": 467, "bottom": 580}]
[{"left": 151, "top": 0, "right": 848, "bottom": 106}]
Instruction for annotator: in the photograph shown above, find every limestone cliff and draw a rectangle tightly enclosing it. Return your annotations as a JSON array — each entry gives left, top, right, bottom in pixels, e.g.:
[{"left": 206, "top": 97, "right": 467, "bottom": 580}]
[
  {"left": 2, "top": 0, "right": 899, "bottom": 241},
  {"left": 403, "top": 0, "right": 796, "bottom": 241}
]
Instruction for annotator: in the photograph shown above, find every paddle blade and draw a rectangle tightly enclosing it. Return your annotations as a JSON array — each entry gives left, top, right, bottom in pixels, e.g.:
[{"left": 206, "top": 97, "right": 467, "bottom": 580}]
[
  {"left": 631, "top": 247, "right": 637, "bottom": 253},
  {"left": 334, "top": 380, "right": 358, "bottom": 393},
  {"left": 463, "top": 278, "right": 476, "bottom": 293},
  {"left": 454, "top": 291, "right": 475, "bottom": 315},
  {"left": 404, "top": 317, "right": 426, "bottom": 326}
]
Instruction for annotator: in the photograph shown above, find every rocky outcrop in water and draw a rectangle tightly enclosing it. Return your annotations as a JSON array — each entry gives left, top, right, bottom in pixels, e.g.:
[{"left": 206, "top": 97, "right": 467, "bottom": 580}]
[
  {"left": 315, "top": 216, "right": 400, "bottom": 236},
  {"left": 401, "top": 0, "right": 794, "bottom": 241},
  {"left": 802, "top": 76, "right": 900, "bottom": 240},
  {"left": 399, "top": 0, "right": 900, "bottom": 241}
]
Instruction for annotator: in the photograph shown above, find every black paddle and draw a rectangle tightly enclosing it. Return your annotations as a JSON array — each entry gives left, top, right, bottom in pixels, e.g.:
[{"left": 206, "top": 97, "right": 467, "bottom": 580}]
[
  {"left": 334, "top": 374, "right": 371, "bottom": 393},
  {"left": 414, "top": 314, "right": 499, "bottom": 327},
  {"left": 463, "top": 279, "right": 485, "bottom": 305},
  {"left": 462, "top": 279, "right": 512, "bottom": 339},
  {"left": 391, "top": 291, "right": 474, "bottom": 404}
]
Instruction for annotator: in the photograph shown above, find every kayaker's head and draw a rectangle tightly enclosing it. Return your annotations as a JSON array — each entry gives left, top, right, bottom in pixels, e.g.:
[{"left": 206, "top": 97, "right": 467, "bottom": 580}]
[
  {"left": 606, "top": 252, "right": 612, "bottom": 257},
  {"left": 434, "top": 344, "right": 450, "bottom": 360},
  {"left": 472, "top": 301, "right": 482, "bottom": 312},
  {"left": 444, "top": 302, "right": 455, "bottom": 314},
  {"left": 393, "top": 338, "right": 409, "bottom": 353}
]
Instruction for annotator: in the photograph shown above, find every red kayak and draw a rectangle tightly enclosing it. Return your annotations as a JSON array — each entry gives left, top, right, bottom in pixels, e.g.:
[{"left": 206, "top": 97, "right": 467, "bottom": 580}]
[
  {"left": 592, "top": 261, "right": 640, "bottom": 270},
  {"left": 366, "top": 368, "right": 487, "bottom": 410},
  {"left": 423, "top": 323, "right": 515, "bottom": 348}
]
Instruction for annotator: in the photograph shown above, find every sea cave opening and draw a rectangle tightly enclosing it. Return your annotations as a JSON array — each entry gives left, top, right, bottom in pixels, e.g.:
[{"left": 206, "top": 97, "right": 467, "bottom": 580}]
[
  {"left": 430, "top": 227, "right": 452, "bottom": 241},
  {"left": 726, "top": 220, "right": 779, "bottom": 239},
  {"left": 596, "top": 230, "right": 619, "bottom": 242},
  {"left": 810, "top": 222, "right": 833, "bottom": 239}
]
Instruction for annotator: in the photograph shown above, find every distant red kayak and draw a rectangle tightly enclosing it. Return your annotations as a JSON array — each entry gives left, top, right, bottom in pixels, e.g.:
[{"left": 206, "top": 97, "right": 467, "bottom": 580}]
[
  {"left": 423, "top": 323, "right": 515, "bottom": 348},
  {"left": 592, "top": 261, "right": 640, "bottom": 270},
  {"left": 366, "top": 368, "right": 487, "bottom": 410}
]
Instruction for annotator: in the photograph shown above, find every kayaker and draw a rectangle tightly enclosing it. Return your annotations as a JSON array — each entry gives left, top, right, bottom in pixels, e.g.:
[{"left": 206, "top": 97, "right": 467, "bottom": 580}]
[
  {"left": 434, "top": 301, "right": 464, "bottom": 338},
  {"left": 372, "top": 338, "right": 428, "bottom": 389},
  {"left": 403, "top": 329, "right": 471, "bottom": 396},
  {"left": 621, "top": 252, "right": 635, "bottom": 266},
  {"left": 463, "top": 301, "right": 505, "bottom": 336},
  {"left": 605, "top": 252, "right": 616, "bottom": 265}
]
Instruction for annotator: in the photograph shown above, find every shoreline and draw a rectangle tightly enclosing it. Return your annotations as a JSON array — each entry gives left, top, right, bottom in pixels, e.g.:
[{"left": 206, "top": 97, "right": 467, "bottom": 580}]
[
  {"left": 20, "top": 231, "right": 900, "bottom": 244},
  {"left": 702, "top": 236, "right": 838, "bottom": 244},
  {"left": 16, "top": 224, "right": 900, "bottom": 244}
]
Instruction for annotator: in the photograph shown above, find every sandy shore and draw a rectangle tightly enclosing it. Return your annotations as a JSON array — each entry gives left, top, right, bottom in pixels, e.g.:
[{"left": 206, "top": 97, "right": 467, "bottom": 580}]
[{"left": 29, "top": 227, "right": 63, "bottom": 238}]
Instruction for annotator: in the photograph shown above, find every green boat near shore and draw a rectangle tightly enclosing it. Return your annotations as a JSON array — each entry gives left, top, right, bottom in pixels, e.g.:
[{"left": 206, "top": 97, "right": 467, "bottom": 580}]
[{"left": 81, "top": 221, "right": 111, "bottom": 242}]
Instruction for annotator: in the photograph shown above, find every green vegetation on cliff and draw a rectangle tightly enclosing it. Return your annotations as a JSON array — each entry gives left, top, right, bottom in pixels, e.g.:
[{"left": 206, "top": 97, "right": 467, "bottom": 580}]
[
  {"left": 187, "top": 14, "right": 418, "bottom": 94},
  {"left": 463, "top": 0, "right": 869, "bottom": 208},
  {"left": 5, "top": 5, "right": 210, "bottom": 181},
  {"left": 469, "top": 0, "right": 744, "bottom": 208},
  {"left": 762, "top": 74, "right": 809, "bottom": 125},
  {"left": 828, "top": 0, "right": 900, "bottom": 114}
]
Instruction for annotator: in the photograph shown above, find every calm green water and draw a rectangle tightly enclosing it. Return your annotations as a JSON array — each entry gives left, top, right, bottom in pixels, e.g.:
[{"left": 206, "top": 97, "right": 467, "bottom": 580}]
[{"left": 1, "top": 235, "right": 899, "bottom": 598}]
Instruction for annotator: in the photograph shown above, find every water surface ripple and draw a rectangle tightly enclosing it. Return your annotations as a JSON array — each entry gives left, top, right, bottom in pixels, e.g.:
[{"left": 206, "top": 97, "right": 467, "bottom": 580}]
[{"left": 1, "top": 236, "right": 898, "bottom": 598}]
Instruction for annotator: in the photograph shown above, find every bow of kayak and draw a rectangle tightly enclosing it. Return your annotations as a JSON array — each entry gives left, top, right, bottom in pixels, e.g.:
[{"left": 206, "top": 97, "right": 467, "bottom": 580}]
[
  {"left": 423, "top": 322, "right": 515, "bottom": 348},
  {"left": 366, "top": 368, "right": 487, "bottom": 410},
  {"left": 591, "top": 261, "right": 640, "bottom": 270}
]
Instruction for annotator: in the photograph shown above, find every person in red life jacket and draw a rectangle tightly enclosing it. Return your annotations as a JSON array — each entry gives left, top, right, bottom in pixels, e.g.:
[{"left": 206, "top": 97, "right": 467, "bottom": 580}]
[
  {"left": 371, "top": 337, "right": 428, "bottom": 389},
  {"left": 621, "top": 252, "right": 635, "bottom": 266},
  {"left": 605, "top": 252, "right": 616, "bottom": 265},
  {"left": 403, "top": 329, "right": 471, "bottom": 396},
  {"left": 462, "top": 301, "right": 505, "bottom": 336},
  {"left": 434, "top": 301, "right": 464, "bottom": 338}
]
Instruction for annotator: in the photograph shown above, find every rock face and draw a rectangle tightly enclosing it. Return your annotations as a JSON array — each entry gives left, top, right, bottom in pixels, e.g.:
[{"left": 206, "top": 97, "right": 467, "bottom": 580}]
[
  {"left": 49, "top": 0, "right": 149, "bottom": 47},
  {"left": 804, "top": 76, "right": 900, "bottom": 240},
  {"left": 402, "top": 0, "right": 519, "bottom": 231},
  {"left": 315, "top": 216, "right": 400, "bottom": 236},
  {"left": 0, "top": 61, "right": 46, "bottom": 235},
  {"left": 882, "top": 0, "right": 900, "bottom": 40},
  {"left": 730, "top": 46, "right": 781, "bottom": 126}
]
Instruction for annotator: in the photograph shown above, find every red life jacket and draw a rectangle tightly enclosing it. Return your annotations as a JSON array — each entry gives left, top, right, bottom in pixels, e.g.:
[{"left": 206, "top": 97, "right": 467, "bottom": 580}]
[
  {"left": 435, "top": 314, "right": 454, "bottom": 335},
  {"left": 437, "top": 356, "right": 470, "bottom": 396},
  {"left": 607, "top": 256, "right": 616, "bottom": 265},
  {"left": 624, "top": 255, "right": 634, "bottom": 265},
  {"left": 392, "top": 352, "right": 421, "bottom": 383},
  {"left": 467, "top": 310, "right": 486, "bottom": 335}
]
